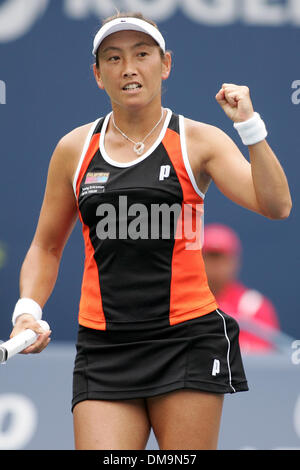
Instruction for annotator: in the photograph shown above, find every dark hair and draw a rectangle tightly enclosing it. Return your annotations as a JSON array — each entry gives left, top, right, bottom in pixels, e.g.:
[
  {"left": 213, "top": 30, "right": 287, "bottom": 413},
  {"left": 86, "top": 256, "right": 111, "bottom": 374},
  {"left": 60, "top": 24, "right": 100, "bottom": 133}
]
[{"left": 95, "top": 11, "right": 166, "bottom": 68}]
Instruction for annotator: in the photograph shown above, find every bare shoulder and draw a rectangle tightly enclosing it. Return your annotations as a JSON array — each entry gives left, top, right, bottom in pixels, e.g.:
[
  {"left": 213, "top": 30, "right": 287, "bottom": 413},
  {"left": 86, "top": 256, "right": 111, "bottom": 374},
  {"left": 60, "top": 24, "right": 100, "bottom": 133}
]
[
  {"left": 56, "top": 122, "right": 95, "bottom": 158},
  {"left": 183, "top": 117, "right": 225, "bottom": 168},
  {"left": 51, "top": 122, "right": 96, "bottom": 181},
  {"left": 184, "top": 116, "right": 229, "bottom": 144},
  {"left": 183, "top": 116, "right": 237, "bottom": 167}
]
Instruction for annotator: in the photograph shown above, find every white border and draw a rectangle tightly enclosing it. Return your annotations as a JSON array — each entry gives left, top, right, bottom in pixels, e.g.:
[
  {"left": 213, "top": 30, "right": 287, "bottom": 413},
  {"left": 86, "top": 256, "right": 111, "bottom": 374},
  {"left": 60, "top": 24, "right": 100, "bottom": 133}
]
[
  {"left": 216, "top": 309, "right": 236, "bottom": 393},
  {"left": 72, "top": 118, "right": 102, "bottom": 196},
  {"left": 178, "top": 114, "right": 206, "bottom": 200},
  {"left": 99, "top": 108, "right": 172, "bottom": 168}
]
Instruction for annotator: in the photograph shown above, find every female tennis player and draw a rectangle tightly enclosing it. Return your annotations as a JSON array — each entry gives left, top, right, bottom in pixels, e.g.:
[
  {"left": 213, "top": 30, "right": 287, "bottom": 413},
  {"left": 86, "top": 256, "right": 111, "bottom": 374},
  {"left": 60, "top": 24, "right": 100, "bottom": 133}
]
[{"left": 9, "top": 12, "right": 292, "bottom": 450}]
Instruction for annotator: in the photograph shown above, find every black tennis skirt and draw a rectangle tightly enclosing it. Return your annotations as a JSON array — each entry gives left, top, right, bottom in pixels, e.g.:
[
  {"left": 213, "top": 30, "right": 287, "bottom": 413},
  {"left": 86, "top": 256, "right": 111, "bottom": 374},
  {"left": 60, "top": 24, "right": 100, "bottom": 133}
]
[{"left": 72, "top": 309, "right": 248, "bottom": 411}]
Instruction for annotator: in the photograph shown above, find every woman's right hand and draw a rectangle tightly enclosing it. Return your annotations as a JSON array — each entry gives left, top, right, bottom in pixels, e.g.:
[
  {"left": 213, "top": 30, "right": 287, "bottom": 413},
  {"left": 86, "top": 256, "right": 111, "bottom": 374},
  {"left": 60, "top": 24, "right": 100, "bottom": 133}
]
[{"left": 10, "top": 314, "right": 51, "bottom": 354}]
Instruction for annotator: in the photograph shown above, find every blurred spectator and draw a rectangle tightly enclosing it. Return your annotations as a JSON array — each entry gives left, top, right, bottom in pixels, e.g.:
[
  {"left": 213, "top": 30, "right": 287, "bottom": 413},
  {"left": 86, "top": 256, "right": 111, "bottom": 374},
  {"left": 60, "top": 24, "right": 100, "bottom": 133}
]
[
  {"left": 0, "top": 241, "right": 7, "bottom": 282},
  {"left": 202, "top": 223, "right": 280, "bottom": 354},
  {"left": 0, "top": 241, "right": 6, "bottom": 269}
]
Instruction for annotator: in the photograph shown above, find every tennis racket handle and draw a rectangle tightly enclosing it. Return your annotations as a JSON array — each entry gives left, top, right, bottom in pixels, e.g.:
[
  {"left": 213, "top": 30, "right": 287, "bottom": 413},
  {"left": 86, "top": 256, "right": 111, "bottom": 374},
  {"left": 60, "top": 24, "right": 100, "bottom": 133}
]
[{"left": 0, "top": 320, "right": 50, "bottom": 362}]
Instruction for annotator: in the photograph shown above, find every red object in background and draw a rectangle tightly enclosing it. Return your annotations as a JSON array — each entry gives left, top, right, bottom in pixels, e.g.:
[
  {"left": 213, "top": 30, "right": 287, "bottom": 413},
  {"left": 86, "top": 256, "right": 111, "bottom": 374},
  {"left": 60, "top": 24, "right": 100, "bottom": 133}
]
[
  {"left": 216, "top": 281, "right": 280, "bottom": 354},
  {"left": 202, "top": 224, "right": 281, "bottom": 354},
  {"left": 202, "top": 223, "right": 242, "bottom": 255}
]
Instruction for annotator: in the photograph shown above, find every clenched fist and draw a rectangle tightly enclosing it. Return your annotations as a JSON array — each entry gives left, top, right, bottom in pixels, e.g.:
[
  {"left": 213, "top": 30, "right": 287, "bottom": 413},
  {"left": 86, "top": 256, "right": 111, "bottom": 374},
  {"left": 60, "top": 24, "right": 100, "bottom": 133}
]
[{"left": 216, "top": 83, "right": 254, "bottom": 123}]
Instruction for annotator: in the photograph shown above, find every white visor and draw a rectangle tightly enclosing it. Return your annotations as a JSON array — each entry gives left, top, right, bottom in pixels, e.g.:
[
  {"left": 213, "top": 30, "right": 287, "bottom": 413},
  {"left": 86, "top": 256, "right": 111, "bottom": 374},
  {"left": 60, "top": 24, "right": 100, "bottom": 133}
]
[{"left": 92, "top": 17, "right": 166, "bottom": 57}]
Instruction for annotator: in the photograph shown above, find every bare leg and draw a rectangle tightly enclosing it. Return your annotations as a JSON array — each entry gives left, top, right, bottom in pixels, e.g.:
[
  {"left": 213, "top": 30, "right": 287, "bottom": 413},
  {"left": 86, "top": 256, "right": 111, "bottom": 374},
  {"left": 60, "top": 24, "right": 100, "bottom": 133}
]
[
  {"left": 146, "top": 389, "right": 224, "bottom": 450},
  {"left": 73, "top": 398, "right": 151, "bottom": 450}
]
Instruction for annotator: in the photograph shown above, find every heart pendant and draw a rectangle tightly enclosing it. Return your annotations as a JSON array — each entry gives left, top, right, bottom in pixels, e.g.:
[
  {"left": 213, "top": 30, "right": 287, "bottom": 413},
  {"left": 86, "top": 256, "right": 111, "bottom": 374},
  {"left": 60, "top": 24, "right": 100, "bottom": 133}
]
[{"left": 134, "top": 142, "right": 145, "bottom": 155}]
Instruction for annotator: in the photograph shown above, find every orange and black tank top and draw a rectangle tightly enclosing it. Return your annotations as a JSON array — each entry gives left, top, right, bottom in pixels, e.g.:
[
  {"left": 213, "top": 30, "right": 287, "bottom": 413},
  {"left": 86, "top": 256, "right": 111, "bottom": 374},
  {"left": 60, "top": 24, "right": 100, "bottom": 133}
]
[{"left": 73, "top": 108, "right": 218, "bottom": 331}]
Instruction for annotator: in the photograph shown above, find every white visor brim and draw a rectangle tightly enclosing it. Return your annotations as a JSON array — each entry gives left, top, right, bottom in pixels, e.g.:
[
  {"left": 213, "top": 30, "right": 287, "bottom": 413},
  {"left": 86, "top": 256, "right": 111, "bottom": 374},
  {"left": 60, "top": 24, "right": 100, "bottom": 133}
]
[{"left": 92, "top": 17, "right": 166, "bottom": 57}]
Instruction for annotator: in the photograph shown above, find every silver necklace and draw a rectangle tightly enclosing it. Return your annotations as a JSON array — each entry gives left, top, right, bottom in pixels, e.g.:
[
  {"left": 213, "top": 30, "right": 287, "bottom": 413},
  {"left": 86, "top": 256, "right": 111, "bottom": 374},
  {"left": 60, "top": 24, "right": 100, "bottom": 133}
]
[{"left": 112, "top": 108, "right": 164, "bottom": 156}]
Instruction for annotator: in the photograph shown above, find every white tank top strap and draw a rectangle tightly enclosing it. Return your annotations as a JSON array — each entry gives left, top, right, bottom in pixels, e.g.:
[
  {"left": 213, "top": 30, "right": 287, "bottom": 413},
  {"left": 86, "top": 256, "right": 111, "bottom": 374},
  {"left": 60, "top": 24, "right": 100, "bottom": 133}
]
[{"left": 72, "top": 117, "right": 102, "bottom": 196}]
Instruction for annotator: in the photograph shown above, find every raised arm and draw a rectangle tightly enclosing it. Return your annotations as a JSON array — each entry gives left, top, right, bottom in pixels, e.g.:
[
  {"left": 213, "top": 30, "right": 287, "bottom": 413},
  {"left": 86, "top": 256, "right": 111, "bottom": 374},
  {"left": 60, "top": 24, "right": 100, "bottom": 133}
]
[{"left": 191, "top": 84, "right": 292, "bottom": 219}]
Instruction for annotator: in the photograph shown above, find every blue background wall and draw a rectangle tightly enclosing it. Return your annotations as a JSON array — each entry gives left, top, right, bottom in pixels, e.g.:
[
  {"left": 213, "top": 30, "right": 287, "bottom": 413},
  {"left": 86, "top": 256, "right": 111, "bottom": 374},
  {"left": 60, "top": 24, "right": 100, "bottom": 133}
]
[{"left": 0, "top": 0, "right": 299, "bottom": 342}]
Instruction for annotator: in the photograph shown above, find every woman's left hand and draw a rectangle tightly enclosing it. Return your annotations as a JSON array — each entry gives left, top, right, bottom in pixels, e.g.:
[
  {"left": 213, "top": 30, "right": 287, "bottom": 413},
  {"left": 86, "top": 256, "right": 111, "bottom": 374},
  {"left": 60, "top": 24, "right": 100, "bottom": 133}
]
[{"left": 215, "top": 83, "right": 254, "bottom": 123}]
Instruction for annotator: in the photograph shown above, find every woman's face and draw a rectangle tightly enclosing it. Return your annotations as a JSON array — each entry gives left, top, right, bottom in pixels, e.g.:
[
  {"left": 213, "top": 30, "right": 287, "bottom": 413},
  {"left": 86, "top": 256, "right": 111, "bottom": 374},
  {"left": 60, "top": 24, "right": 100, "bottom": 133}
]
[{"left": 93, "top": 30, "right": 171, "bottom": 110}]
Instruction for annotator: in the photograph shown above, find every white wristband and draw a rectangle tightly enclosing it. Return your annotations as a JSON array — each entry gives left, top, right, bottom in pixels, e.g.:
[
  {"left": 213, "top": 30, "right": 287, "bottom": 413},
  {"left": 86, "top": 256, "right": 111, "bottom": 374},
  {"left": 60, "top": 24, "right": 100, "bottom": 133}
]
[
  {"left": 233, "top": 112, "right": 268, "bottom": 146},
  {"left": 12, "top": 298, "right": 43, "bottom": 326}
]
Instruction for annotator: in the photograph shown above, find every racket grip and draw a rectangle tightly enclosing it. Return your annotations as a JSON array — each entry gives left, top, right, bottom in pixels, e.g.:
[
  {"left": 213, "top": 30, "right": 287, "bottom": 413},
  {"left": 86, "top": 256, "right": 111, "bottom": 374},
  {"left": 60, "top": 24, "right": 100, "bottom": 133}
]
[{"left": 0, "top": 320, "right": 50, "bottom": 362}]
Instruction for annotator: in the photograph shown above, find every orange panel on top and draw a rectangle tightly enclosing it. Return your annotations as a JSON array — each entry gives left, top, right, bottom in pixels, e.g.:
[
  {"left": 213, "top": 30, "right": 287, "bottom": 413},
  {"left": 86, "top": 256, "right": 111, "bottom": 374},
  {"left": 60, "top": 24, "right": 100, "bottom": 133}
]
[
  {"left": 76, "top": 133, "right": 106, "bottom": 330},
  {"left": 162, "top": 128, "right": 218, "bottom": 325}
]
